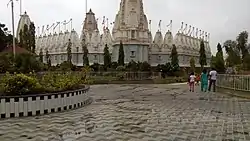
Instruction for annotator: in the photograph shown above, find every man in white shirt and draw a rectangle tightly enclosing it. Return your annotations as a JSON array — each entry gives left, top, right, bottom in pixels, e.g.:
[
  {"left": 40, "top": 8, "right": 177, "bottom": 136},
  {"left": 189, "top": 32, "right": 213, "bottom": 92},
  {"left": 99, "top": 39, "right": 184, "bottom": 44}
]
[{"left": 208, "top": 68, "right": 217, "bottom": 92}]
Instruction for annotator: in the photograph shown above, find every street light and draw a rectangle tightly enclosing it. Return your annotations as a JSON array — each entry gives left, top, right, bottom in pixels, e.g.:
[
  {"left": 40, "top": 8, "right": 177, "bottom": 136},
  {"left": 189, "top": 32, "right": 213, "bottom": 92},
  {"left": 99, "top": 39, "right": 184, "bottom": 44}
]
[{"left": 7, "top": 0, "right": 17, "bottom": 57}]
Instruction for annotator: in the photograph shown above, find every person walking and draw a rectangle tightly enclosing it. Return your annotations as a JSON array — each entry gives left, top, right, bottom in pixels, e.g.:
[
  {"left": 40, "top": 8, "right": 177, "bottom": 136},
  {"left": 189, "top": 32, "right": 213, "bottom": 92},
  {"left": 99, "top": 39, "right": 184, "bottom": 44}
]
[
  {"left": 189, "top": 72, "right": 196, "bottom": 92},
  {"left": 201, "top": 69, "right": 208, "bottom": 92},
  {"left": 195, "top": 73, "right": 201, "bottom": 86},
  {"left": 208, "top": 68, "right": 217, "bottom": 92}
]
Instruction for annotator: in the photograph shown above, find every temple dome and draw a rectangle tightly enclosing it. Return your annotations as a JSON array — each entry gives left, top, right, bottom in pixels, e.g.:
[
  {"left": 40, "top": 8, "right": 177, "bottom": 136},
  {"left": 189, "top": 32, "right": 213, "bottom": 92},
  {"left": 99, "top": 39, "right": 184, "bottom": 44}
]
[
  {"left": 101, "top": 28, "right": 113, "bottom": 53},
  {"left": 88, "top": 30, "right": 101, "bottom": 53},
  {"left": 163, "top": 31, "right": 173, "bottom": 52},
  {"left": 50, "top": 33, "right": 58, "bottom": 53},
  {"left": 174, "top": 32, "right": 184, "bottom": 54},
  {"left": 153, "top": 31, "right": 163, "bottom": 48},
  {"left": 16, "top": 11, "right": 31, "bottom": 41},
  {"left": 69, "top": 30, "right": 81, "bottom": 53}
]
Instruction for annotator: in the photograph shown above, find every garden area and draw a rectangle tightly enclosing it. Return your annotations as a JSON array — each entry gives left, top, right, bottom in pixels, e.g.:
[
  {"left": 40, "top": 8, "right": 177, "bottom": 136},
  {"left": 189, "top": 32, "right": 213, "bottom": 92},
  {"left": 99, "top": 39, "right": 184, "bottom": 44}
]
[
  {"left": 0, "top": 71, "right": 89, "bottom": 96},
  {"left": 0, "top": 51, "right": 188, "bottom": 97}
]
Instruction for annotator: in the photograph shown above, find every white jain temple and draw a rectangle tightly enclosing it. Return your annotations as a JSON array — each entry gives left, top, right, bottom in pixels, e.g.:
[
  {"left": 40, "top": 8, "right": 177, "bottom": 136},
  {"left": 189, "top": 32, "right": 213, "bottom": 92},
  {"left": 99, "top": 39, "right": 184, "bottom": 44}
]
[{"left": 16, "top": 0, "right": 211, "bottom": 67}]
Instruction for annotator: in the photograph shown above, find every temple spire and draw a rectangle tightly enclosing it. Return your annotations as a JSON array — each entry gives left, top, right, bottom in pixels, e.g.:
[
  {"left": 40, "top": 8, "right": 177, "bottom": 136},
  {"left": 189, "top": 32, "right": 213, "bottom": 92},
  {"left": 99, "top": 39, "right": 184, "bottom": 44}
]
[{"left": 114, "top": 0, "right": 147, "bottom": 29}]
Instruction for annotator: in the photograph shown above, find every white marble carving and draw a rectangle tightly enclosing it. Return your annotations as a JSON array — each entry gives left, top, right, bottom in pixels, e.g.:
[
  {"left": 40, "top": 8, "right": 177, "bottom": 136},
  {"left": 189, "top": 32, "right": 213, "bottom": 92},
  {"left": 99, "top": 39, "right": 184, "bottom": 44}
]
[{"left": 16, "top": 0, "right": 212, "bottom": 67}]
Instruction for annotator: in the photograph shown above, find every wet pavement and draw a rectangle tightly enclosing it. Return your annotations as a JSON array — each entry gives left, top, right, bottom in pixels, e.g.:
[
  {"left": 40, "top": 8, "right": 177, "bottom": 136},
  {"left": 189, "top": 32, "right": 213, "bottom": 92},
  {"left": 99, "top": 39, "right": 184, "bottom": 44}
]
[{"left": 0, "top": 84, "right": 250, "bottom": 141}]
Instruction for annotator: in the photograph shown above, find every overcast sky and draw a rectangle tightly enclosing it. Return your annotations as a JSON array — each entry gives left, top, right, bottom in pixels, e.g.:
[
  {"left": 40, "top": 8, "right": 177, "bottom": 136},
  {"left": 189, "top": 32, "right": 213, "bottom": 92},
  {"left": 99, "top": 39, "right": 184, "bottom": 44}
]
[{"left": 0, "top": 0, "right": 249, "bottom": 55}]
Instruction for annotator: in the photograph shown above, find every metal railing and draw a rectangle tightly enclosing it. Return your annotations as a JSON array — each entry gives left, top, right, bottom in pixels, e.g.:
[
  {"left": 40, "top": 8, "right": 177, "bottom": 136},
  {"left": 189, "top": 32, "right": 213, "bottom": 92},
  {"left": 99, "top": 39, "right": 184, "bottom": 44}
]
[
  {"left": 88, "top": 71, "right": 161, "bottom": 81},
  {"left": 217, "top": 74, "right": 250, "bottom": 92},
  {"left": 89, "top": 71, "right": 161, "bottom": 80}
]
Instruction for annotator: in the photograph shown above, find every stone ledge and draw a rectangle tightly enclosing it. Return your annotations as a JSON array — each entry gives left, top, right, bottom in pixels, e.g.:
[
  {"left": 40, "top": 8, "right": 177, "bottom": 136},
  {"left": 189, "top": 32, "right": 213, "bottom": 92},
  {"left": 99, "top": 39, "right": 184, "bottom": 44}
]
[{"left": 0, "top": 86, "right": 91, "bottom": 119}]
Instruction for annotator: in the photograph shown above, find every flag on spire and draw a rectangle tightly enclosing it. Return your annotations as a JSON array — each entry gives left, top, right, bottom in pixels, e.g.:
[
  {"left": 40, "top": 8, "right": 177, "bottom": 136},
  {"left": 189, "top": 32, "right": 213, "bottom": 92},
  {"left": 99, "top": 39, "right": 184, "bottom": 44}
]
[{"left": 158, "top": 20, "right": 162, "bottom": 27}]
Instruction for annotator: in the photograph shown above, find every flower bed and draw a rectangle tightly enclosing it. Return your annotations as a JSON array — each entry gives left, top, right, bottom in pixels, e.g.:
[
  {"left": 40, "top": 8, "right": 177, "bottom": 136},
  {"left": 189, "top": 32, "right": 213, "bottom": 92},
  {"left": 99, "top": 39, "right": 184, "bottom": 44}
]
[{"left": 0, "top": 72, "right": 91, "bottom": 119}]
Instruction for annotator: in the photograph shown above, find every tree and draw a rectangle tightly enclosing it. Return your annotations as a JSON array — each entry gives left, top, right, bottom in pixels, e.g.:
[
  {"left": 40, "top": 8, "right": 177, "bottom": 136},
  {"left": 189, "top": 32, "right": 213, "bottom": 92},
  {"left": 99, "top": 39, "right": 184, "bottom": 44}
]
[
  {"left": 29, "top": 22, "right": 36, "bottom": 53},
  {"left": 103, "top": 44, "right": 111, "bottom": 70},
  {"left": 67, "top": 39, "right": 72, "bottom": 64},
  {"left": 82, "top": 43, "right": 89, "bottom": 66},
  {"left": 45, "top": 50, "right": 51, "bottom": 67},
  {"left": 39, "top": 49, "right": 43, "bottom": 63},
  {"left": 0, "top": 53, "right": 15, "bottom": 73},
  {"left": 237, "top": 31, "right": 248, "bottom": 58},
  {"left": 0, "top": 23, "right": 13, "bottom": 51},
  {"left": 118, "top": 41, "right": 124, "bottom": 66},
  {"left": 210, "top": 55, "right": 216, "bottom": 68},
  {"left": 139, "top": 61, "right": 151, "bottom": 71},
  {"left": 243, "top": 54, "right": 250, "bottom": 70},
  {"left": 214, "top": 43, "right": 225, "bottom": 72},
  {"left": 170, "top": 44, "right": 179, "bottom": 70},
  {"left": 127, "top": 60, "right": 138, "bottom": 71},
  {"left": 189, "top": 57, "right": 195, "bottom": 72},
  {"left": 224, "top": 40, "right": 241, "bottom": 67},
  {"left": 22, "top": 24, "right": 30, "bottom": 51},
  {"left": 14, "top": 53, "right": 42, "bottom": 73},
  {"left": 237, "top": 31, "right": 249, "bottom": 70},
  {"left": 199, "top": 40, "right": 207, "bottom": 69},
  {"left": 19, "top": 29, "right": 24, "bottom": 47}
]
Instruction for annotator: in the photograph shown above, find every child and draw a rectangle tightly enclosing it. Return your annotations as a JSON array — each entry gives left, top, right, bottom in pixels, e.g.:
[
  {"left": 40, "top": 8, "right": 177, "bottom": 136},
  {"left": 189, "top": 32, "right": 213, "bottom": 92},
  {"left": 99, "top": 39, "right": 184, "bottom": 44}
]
[
  {"left": 201, "top": 69, "right": 208, "bottom": 92},
  {"left": 195, "top": 74, "right": 201, "bottom": 86},
  {"left": 189, "top": 72, "right": 196, "bottom": 92}
]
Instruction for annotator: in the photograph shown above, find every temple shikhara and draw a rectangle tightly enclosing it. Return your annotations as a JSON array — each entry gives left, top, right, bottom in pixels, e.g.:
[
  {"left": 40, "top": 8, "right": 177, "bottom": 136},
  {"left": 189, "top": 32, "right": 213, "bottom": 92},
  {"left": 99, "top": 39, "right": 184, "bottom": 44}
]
[{"left": 16, "top": 0, "right": 212, "bottom": 67}]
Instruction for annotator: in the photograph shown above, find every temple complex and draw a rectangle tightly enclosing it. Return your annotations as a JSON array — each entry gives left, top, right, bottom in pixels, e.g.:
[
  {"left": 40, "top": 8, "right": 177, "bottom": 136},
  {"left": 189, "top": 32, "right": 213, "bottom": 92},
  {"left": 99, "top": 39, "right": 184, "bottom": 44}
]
[{"left": 16, "top": 0, "right": 212, "bottom": 67}]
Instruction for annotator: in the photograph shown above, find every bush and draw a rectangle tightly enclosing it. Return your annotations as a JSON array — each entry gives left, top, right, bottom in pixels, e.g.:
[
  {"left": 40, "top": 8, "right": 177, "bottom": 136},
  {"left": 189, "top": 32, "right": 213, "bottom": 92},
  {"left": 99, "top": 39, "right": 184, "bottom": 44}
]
[
  {"left": 0, "top": 53, "right": 43, "bottom": 73},
  {"left": 0, "top": 71, "right": 88, "bottom": 96},
  {"left": 1, "top": 73, "right": 42, "bottom": 95},
  {"left": 116, "top": 66, "right": 126, "bottom": 71}
]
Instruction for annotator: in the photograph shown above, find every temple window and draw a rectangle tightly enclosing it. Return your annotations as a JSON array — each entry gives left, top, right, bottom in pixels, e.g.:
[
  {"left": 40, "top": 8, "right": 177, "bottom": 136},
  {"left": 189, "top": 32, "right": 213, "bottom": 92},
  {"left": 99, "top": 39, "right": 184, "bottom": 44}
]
[
  {"left": 158, "top": 55, "right": 162, "bottom": 61},
  {"left": 130, "top": 51, "right": 135, "bottom": 58},
  {"left": 94, "top": 55, "right": 97, "bottom": 60},
  {"left": 131, "top": 30, "right": 135, "bottom": 39},
  {"left": 55, "top": 56, "right": 57, "bottom": 60},
  {"left": 61, "top": 55, "right": 63, "bottom": 61},
  {"left": 76, "top": 47, "right": 79, "bottom": 52}
]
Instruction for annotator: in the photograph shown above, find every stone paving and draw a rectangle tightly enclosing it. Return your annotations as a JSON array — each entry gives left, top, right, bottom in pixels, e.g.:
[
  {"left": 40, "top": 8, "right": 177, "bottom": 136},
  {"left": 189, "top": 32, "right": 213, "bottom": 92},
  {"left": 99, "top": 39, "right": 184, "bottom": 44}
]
[{"left": 1, "top": 84, "right": 250, "bottom": 141}]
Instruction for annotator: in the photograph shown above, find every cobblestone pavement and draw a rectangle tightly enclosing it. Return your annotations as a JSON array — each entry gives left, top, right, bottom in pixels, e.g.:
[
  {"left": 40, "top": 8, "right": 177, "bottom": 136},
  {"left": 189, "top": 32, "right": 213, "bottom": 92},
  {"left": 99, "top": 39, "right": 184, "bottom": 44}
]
[{"left": 1, "top": 84, "right": 250, "bottom": 141}]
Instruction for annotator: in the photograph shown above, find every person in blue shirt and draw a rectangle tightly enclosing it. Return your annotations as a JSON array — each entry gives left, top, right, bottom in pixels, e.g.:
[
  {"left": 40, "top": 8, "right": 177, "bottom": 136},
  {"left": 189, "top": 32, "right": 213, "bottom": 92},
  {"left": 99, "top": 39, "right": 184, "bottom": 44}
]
[{"left": 201, "top": 69, "right": 208, "bottom": 92}]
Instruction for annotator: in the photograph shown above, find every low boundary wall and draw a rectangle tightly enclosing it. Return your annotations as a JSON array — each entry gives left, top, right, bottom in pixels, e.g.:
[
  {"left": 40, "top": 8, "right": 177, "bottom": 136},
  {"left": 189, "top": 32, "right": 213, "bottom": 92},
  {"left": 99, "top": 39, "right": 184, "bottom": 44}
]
[{"left": 0, "top": 86, "right": 91, "bottom": 119}]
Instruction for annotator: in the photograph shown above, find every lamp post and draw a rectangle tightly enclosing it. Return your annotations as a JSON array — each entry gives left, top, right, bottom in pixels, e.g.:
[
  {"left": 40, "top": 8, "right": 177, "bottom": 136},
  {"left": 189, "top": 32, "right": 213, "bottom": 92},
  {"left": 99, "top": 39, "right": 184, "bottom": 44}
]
[
  {"left": 11, "top": 0, "right": 16, "bottom": 57},
  {"left": 86, "top": 0, "right": 88, "bottom": 14},
  {"left": 8, "top": 0, "right": 16, "bottom": 57}
]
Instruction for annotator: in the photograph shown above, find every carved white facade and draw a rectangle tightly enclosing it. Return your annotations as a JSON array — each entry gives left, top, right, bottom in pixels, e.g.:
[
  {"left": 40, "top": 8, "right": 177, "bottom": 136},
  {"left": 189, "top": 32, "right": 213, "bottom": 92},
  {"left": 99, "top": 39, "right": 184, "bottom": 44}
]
[
  {"left": 80, "top": 9, "right": 113, "bottom": 65},
  {"left": 17, "top": 0, "right": 211, "bottom": 67},
  {"left": 35, "top": 30, "right": 82, "bottom": 66}
]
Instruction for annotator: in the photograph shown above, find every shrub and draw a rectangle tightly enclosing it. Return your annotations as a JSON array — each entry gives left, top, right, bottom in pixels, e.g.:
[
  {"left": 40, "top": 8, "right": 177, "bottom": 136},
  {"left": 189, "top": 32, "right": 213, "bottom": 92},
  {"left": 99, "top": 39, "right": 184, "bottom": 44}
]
[
  {"left": 1, "top": 73, "right": 42, "bottom": 95},
  {"left": 0, "top": 71, "right": 88, "bottom": 96},
  {"left": 116, "top": 66, "right": 126, "bottom": 71},
  {"left": 40, "top": 72, "right": 86, "bottom": 92}
]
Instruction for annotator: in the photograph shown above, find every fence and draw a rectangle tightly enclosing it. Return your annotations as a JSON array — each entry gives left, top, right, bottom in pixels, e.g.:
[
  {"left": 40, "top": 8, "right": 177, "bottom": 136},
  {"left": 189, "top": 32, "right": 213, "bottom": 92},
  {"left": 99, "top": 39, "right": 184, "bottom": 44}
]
[
  {"left": 88, "top": 71, "right": 162, "bottom": 80},
  {"left": 217, "top": 74, "right": 250, "bottom": 92}
]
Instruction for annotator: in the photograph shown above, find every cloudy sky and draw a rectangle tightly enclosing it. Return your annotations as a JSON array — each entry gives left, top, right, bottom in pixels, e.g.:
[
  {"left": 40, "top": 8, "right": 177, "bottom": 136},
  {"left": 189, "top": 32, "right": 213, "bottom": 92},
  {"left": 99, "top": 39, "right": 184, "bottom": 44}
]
[{"left": 1, "top": 0, "right": 249, "bottom": 55}]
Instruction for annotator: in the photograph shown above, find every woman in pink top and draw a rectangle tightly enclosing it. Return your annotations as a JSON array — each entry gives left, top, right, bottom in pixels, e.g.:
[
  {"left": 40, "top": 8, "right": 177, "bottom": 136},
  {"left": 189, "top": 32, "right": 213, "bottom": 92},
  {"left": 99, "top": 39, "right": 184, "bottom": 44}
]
[{"left": 189, "top": 72, "right": 196, "bottom": 92}]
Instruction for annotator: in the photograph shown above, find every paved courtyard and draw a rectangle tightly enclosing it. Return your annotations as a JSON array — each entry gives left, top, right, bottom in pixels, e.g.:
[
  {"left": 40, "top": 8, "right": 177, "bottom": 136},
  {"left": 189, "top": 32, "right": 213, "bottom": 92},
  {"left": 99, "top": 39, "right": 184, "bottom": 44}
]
[{"left": 0, "top": 84, "right": 250, "bottom": 141}]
